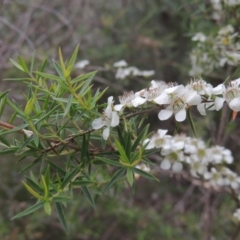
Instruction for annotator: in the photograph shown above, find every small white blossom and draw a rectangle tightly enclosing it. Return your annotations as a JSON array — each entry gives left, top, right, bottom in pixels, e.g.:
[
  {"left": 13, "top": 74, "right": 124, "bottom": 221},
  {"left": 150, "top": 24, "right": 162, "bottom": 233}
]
[
  {"left": 22, "top": 129, "right": 34, "bottom": 138},
  {"left": 233, "top": 209, "right": 240, "bottom": 221},
  {"left": 113, "top": 60, "right": 128, "bottom": 68},
  {"left": 75, "top": 60, "right": 89, "bottom": 69},
  {"left": 92, "top": 96, "right": 119, "bottom": 140},
  {"left": 222, "top": 168, "right": 240, "bottom": 189},
  {"left": 155, "top": 85, "right": 201, "bottom": 122},
  {"left": 204, "top": 168, "right": 225, "bottom": 187},
  {"left": 144, "top": 129, "right": 171, "bottom": 150},
  {"left": 192, "top": 32, "right": 207, "bottom": 42}
]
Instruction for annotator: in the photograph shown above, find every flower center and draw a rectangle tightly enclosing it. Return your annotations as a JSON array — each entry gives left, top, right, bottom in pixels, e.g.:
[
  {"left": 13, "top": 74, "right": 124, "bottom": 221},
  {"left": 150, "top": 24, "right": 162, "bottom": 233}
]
[{"left": 172, "top": 98, "right": 185, "bottom": 111}]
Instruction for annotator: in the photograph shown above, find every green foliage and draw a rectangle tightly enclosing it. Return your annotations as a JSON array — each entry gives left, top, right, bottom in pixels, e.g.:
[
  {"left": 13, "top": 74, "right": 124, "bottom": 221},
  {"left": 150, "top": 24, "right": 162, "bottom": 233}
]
[{"left": 0, "top": 47, "right": 155, "bottom": 231}]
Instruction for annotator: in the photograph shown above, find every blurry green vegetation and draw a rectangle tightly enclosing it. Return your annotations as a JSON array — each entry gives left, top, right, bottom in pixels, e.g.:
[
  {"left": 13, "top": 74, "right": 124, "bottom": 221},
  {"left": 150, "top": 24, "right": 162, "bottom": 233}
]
[{"left": 0, "top": 177, "right": 237, "bottom": 240}]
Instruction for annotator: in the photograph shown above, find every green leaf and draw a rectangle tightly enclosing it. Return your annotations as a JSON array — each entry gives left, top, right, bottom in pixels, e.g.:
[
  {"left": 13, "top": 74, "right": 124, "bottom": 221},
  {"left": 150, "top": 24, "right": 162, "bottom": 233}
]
[
  {"left": 18, "top": 56, "right": 29, "bottom": 73},
  {"left": 115, "top": 139, "right": 130, "bottom": 164},
  {"left": 41, "top": 175, "right": 49, "bottom": 199},
  {"left": 0, "top": 90, "right": 9, "bottom": 117},
  {"left": 52, "top": 196, "right": 71, "bottom": 203},
  {"left": 71, "top": 71, "right": 96, "bottom": 84},
  {"left": 67, "top": 45, "right": 79, "bottom": 71},
  {"left": 16, "top": 136, "right": 34, "bottom": 155},
  {"left": 71, "top": 180, "right": 95, "bottom": 186},
  {"left": 22, "top": 182, "right": 44, "bottom": 200},
  {"left": 117, "top": 126, "right": 124, "bottom": 145},
  {"left": 55, "top": 203, "right": 67, "bottom": 232},
  {"left": 44, "top": 165, "right": 50, "bottom": 193},
  {"left": 187, "top": 108, "right": 197, "bottom": 138},
  {"left": 61, "top": 166, "right": 80, "bottom": 189},
  {"left": 48, "top": 161, "right": 66, "bottom": 176},
  {"left": 131, "top": 124, "right": 149, "bottom": 151},
  {"left": 35, "top": 72, "right": 64, "bottom": 82},
  {"left": 6, "top": 98, "right": 25, "bottom": 118},
  {"left": 44, "top": 201, "right": 52, "bottom": 215},
  {"left": 0, "top": 135, "right": 10, "bottom": 146},
  {"left": 64, "top": 94, "right": 73, "bottom": 117},
  {"left": 127, "top": 168, "right": 134, "bottom": 187},
  {"left": 12, "top": 201, "right": 44, "bottom": 220},
  {"left": 58, "top": 48, "right": 66, "bottom": 74},
  {"left": 20, "top": 154, "right": 45, "bottom": 173},
  {"left": 36, "top": 58, "right": 48, "bottom": 80},
  {"left": 34, "top": 105, "right": 59, "bottom": 125},
  {"left": 104, "top": 168, "right": 126, "bottom": 192},
  {"left": 132, "top": 168, "right": 159, "bottom": 181},
  {"left": 52, "top": 59, "right": 65, "bottom": 79},
  {"left": 81, "top": 186, "right": 95, "bottom": 207},
  {"left": 30, "top": 51, "right": 35, "bottom": 73},
  {"left": 0, "top": 124, "right": 29, "bottom": 136},
  {"left": 25, "top": 177, "right": 44, "bottom": 194},
  {"left": 95, "top": 157, "right": 122, "bottom": 167},
  {"left": 125, "top": 133, "right": 131, "bottom": 159},
  {"left": 79, "top": 73, "right": 96, "bottom": 95},
  {"left": 10, "top": 58, "right": 24, "bottom": 72},
  {"left": 24, "top": 96, "right": 36, "bottom": 116}
]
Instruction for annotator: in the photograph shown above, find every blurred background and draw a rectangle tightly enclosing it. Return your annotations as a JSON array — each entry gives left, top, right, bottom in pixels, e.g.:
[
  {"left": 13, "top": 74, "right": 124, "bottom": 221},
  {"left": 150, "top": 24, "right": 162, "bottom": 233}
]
[{"left": 0, "top": 0, "right": 240, "bottom": 239}]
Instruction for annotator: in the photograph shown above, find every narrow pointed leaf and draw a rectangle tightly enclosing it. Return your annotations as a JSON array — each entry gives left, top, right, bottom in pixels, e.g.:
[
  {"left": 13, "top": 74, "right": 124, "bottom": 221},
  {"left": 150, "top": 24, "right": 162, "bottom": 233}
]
[
  {"left": 104, "top": 168, "right": 126, "bottom": 192},
  {"left": 127, "top": 168, "right": 134, "bottom": 187},
  {"left": 12, "top": 201, "right": 44, "bottom": 219},
  {"left": 61, "top": 166, "right": 80, "bottom": 189},
  {"left": 81, "top": 186, "right": 95, "bottom": 207},
  {"left": 131, "top": 124, "right": 149, "bottom": 151},
  {"left": 132, "top": 168, "right": 159, "bottom": 181},
  {"left": 55, "top": 203, "right": 67, "bottom": 231}
]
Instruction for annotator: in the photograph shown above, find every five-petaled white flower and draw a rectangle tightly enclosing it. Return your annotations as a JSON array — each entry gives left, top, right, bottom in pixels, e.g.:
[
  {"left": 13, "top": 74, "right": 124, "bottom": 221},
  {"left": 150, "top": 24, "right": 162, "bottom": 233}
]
[
  {"left": 92, "top": 96, "right": 119, "bottom": 140},
  {"left": 155, "top": 85, "right": 201, "bottom": 122}
]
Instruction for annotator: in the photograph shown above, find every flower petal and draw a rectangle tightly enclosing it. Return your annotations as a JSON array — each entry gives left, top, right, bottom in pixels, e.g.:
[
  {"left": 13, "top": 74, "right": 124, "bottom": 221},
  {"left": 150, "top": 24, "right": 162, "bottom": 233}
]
[
  {"left": 92, "top": 118, "right": 105, "bottom": 129},
  {"left": 229, "top": 97, "right": 240, "bottom": 111},
  {"left": 103, "top": 127, "right": 110, "bottom": 140},
  {"left": 172, "top": 162, "right": 183, "bottom": 172},
  {"left": 154, "top": 92, "right": 170, "bottom": 105},
  {"left": 114, "top": 104, "right": 124, "bottom": 111},
  {"left": 158, "top": 109, "right": 173, "bottom": 120},
  {"left": 197, "top": 103, "right": 206, "bottom": 115},
  {"left": 160, "top": 159, "right": 171, "bottom": 170},
  {"left": 214, "top": 97, "right": 225, "bottom": 111},
  {"left": 132, "top": 96, "right": 146, "bottom": 107},
  {"left": 175, "top": 109, "right": 186, "bottom": 122},
  {"left": 111, "top": 112, "right": 119, "bottom": 127}
]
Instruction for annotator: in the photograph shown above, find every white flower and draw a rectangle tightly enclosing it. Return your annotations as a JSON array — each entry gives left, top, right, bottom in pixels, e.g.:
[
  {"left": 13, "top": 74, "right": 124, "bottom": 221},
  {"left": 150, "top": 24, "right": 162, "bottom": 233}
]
[
  {"left": 114, "top": 90, "right": 147, "bottom": 110},
  {"left": 140, "top": 70, "right": 155, "bottom": 77},
  {"left": 22, "top": 129, "right": 34, "bottom": 138},
  {"left": 192, "top": 32, "right": 207, "bottom": 42},
  {"left": 155, "top": 85, "right": 201, "bottom": 122},
  {"left": 92, "top": 96, "right": 119, "bottom": 140},
  {"left": 114, "top": 91, "right": 136, "bottom": 111},
  {"left": 113, "top": 60, "right": 128, "bottom": 68},
  {"left": 160, "top": 135, "right": 186, "bottom": 173},
  {"left": 209, "top": 146, "right": 233, "bottom": 164},
  {"left": 144, "top": 129, "right": 172, "bottom": 150},
  {"left": 204, "top": 168, "right": 225, "bottom": 187},
  {"left": 115, "top": 68, "right": 131, "bottom": 79},
  {"left": 189, "top": 159, "right": 208, "bottom": 178},
  {"left": 233, "top": 209, "right": 240, "bottom": 221},
  {"left": 222, "top": 168, "right": 240, "bottom": 189},
  {"left": 75, "top": 60, "right": 89, "bottom": 69},
  {"left": 218, "top": 25, "right": 234, "bottom": 36},
  {"left": 222, "top": 81, "right": 240, "bottom": 111},
  {"left": 224, "top": 0, "right": 240, "bottom": 7}
]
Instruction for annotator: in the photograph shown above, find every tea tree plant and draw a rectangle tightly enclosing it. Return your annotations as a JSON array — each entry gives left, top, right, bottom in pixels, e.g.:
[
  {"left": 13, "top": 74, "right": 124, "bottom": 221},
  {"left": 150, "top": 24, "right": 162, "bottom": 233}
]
[{"left": 1, "top": 46, "right": 240, "bottom": 234}]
